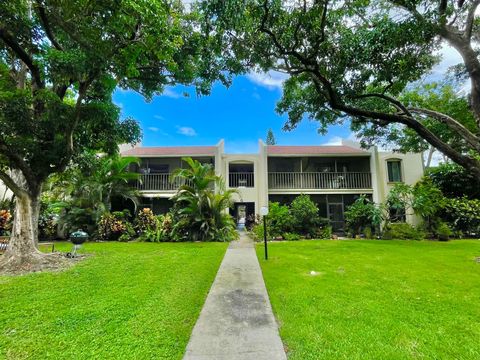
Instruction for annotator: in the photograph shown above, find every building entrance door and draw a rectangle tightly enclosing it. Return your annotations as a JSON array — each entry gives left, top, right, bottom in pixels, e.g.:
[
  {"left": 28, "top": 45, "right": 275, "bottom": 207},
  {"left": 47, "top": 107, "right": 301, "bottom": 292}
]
[{"left": 327, "top": 200, "right": 345, "bottom": 232}]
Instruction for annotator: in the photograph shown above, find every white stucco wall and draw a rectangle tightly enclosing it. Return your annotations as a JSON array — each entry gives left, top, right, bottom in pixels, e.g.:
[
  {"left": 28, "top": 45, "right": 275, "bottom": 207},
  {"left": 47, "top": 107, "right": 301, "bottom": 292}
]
[
  {"left": 375, "top": 151, "right": 425, "bottom": 224},
  {"left": 0, "top": 181, "right": 13, "bottom": 202}
]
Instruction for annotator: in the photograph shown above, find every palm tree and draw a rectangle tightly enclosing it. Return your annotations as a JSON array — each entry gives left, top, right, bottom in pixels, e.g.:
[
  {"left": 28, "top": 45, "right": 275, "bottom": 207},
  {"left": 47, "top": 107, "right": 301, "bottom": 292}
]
[
  {"left": 171, "top": 158, "right": 238, "bottom": 242},
  {"left": 46, "top": 154, "right": 140, "bottom": 234}
]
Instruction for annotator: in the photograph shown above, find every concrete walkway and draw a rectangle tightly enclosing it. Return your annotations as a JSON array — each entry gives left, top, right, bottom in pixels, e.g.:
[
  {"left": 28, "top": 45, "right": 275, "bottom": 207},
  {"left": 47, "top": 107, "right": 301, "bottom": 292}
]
[{"left": 183, "top": 232, "right": 287, "bottom": 360}]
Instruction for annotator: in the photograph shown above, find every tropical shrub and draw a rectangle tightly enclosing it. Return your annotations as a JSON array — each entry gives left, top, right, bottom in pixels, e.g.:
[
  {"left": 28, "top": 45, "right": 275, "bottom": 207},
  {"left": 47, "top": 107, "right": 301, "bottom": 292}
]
[
  {"left": 290, "top": 194, "right": 321, "bottom": 236},
  {"left": 387, "top": 181, "right": 446, "bottom": 220},
  {"left": 46, "top": 153, "right": 140, "bottom": 235},
  {"left": 97, "top": 211, "right": 134, "bottom": 241},
  {"left": 134, "top": 208, "right": 158, "bottom": 235},
  {"left": 314, "top": 225, "right": 332, "bottom": 239},
  {"left": 265, "top": 202, "right": 293, "bottom": 237},
  {"left": 283, "top": 232, "right": 302, "bottom": 241},
  {"left": 0, "top": 209, "right": 12, "bottom": 236},
  {"left": 170, "top": 158, "right": 238, "bottom": 242},
  {"left": 345, "top": 195, "right": 384, "bottom": 236},
  {"left": 251, "top": 222, "right": 265, "bottom": 241},
  {"left": 427, "top": 162, "right": 480, "bottom": 199},
  {"left": 435, "top": 222, "right": 453, "bottom": 241},
  {"left": 38, "top": 212, "right": 57, "bottom": 240},
  {"left": 382, "top": 223, "right": 426, "bottom": 240},
  {"left": 443, "top": 197, "right": 480, "bottom": 235},
  {"left": 142, "top": 228, "right": 167, "bottom": 242},
  {"left": 139, "top": 214, "right": 174, "bottom": 242}
]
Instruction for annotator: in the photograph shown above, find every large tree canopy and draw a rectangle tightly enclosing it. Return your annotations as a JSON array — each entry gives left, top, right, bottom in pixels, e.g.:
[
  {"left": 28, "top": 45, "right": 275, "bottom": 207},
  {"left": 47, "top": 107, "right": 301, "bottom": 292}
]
[
  {"left": 200, "top": 0, "right": 480, "bottom": 177},
  {"left": 0, "top": 0, "right": 225, "bottom": 272}
]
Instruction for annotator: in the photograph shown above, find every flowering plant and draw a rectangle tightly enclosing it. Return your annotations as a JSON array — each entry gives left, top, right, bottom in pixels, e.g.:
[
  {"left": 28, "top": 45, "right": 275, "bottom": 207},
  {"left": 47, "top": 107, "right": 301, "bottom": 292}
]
[
  {"left": 97, "top": 212, "right": 134, "bottom": 241},
  {"left": 134, "top": 208, "right": 158, "bottom": 234},
  {"left": 0, "top": 209, "right": 12, "bottom": 236}
]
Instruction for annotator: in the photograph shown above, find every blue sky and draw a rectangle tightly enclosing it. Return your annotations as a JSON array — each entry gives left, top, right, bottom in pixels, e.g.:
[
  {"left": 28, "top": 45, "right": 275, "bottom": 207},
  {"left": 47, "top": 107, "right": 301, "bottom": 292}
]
[{"left": 113, "top": 46, "right": 462, "bottom": 154}]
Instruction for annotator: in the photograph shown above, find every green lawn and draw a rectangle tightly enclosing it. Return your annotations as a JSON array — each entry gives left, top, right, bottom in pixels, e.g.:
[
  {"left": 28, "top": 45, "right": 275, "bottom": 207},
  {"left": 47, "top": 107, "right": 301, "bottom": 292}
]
[
  {"left": 257, "top": 239, "right": 480, "bottom": 360},
  {"left": 0, "top": 241, "right": 227, "bottom": 360}
]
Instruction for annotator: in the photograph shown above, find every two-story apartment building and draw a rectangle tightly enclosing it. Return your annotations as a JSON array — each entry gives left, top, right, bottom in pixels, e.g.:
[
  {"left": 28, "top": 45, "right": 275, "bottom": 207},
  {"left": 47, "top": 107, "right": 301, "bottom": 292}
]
[{"left": 121, "top": 139, "right": 424, "bottom": 232}]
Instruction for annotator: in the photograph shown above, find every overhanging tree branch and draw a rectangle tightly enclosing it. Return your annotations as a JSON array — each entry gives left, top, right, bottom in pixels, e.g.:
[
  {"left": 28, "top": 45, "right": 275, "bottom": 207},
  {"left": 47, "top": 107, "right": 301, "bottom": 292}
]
[
  {"left": 0, "top": 169, "right": 28, "bottom": 197},
  {"left": 35, "top": 1, "right": 63, "bottom": 51},
  {"left": 408, "top": 107, "right": 480, "bottom": 152},
  {"left": 0, "top": 27, "right": 44, "bottom": 89},
  {"left": 464, "top": 0, "right": 480, "bottom": 39}
]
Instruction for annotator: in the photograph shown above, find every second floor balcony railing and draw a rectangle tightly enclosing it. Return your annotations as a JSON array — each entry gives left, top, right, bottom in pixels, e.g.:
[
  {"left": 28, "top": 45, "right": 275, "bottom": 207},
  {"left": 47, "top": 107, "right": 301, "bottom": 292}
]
[
  {"left": 229, "top": 172, "right": 254, "bottom": 188},
  {"left": 135, "top": 173, "right": 187, "bottom": 191},
  {"left": 268, "top": 172, "right": 372, "bottom": 190}
]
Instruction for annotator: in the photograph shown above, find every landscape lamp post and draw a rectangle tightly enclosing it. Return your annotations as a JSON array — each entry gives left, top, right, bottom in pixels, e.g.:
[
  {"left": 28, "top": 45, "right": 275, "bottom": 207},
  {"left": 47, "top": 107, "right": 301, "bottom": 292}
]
[{"left": 260, "top": 206, "right": 269, "bottom": 260}]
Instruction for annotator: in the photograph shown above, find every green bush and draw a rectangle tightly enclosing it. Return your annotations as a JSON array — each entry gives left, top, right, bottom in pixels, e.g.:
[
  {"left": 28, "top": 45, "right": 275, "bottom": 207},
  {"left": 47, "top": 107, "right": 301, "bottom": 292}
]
[
  {"left": 436, "top": 222, "right": 452, "bottom": 241},
  {"left": 290, "top": 194, "right": 321, "bottom": 236},
  {"left": 345, "top": 195, "right": 384, "bottom": 236},
  {"left": 38, "top": 212, "right": 57, "bottom": 240},
  {"left": 382, "top": 223, "right": 426, "bottom": 240},
  {"left": 314, "top": 225, "right": 332, "bottom": 239},
  {"left": 251, "top": 223, "right": 265, "bottom": 241},
  {"left": 283, "top": 232, "right": 302, "bottom": 241},
  {"left": 98, "top": 211, "right": 135, "bottom": 241},
  {"left": 443, "top": 197, "right": 480, "bottom": 234},
  {"left": 427, "top": 162, "right": 480, "bottom": 199},
  {"left": 363, "top": 226, "right": 373, "bottom": 239},
  {"left": 134, "top": 208, "right": 158, "bottom": 235},
  {"left": 142, "top": 228, "right": 167, "bottom": 242},
  {"left": 266, "top": 202, "right": 293, "bottom": 237}
]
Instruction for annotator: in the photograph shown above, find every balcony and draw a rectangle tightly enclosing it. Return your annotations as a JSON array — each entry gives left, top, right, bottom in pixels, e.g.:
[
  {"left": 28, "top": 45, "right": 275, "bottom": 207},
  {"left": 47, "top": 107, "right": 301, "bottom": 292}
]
[
  {"left": 268, "top": 172, "right": 372, "bottom": 190},
  {"left": 229, "top": 172, "right": 254, "bottom": 188},
  {"left": 135, "top": 173, "right": 186, "bottom": 192}
]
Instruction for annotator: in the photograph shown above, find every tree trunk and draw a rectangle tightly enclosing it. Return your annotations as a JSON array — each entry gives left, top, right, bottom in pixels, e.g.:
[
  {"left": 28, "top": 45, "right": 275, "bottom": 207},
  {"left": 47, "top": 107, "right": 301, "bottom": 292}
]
[{"left": 0, "top": 185, "right": 67, "bottom": 274}]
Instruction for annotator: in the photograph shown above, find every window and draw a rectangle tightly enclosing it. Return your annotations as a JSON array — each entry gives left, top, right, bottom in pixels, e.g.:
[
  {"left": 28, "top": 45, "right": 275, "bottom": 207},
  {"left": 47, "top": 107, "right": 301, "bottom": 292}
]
[
  {"left": 389, "top": 206, "right": 406, "bottom": 222},
  {"left": 387, "top": 160, "right": 402, "bottom": 182}
]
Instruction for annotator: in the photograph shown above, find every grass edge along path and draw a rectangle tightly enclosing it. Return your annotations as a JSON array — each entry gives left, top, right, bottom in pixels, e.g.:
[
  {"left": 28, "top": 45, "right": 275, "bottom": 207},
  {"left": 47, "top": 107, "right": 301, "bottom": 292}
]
[
  {"left": 0, "top": 241, "right": 228, "bottom": 360},
  {"left": 257, "top": 239, "right": 480, "bottom": 360}
]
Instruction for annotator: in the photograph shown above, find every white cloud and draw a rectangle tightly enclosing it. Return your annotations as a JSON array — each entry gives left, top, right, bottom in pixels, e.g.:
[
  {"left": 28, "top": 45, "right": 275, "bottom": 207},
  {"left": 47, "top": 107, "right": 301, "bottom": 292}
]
[
  {"left": 323, "top": 135, "right": 343, "bottom": 146},
  {"left": 246, "top": 70, "right": 289, "bottom": 90},
  {"left": 162, "top": 87, "right": 182, "bottom": 99},
  {"left": 322, "top": 132, "right": 360, "bottom": 146},
  {"left": 148, "top": 127, "right": 159, "bottom": 132},
  {"left": 252, "top": 92, "right": 261, "bottom": 100},
  {"left": 177, "top": 126, "right": 197, "bottom": 136},
  {"left": 154, "top": 115, "right": 164, "bottom": 120}
]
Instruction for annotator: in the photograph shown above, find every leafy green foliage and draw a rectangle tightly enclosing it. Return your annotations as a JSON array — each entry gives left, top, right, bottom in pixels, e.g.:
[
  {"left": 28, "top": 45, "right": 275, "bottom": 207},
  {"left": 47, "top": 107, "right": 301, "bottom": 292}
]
[
  {"left": 46, "top": 154, "right": 140, "bottom": 234},
  {"left": 264, "top": 202, "right": 293, "bottom": 237},
  {"left": 355, "top": 83, "right": 478, "bottom": 156},
  {"left": 134, "top": 208, "right": 158, "bottom": 236},
  {"left": 97, "top": 211, "right": 134, "bottom": 241},
  {"left": 435, "top": 222, "right": 453, "bottom": 240},
  {"left": 252, "top": 197, "right": 330, "bottom": 240},
  {"left": 387, "top": 180, "right": 446, "bottom": 220},
  {"left": 443, "top": 197, "right": 480, "bottom": 234},
  {"left": 382, "top": 223, "right": 426, "bottom": 240},
  {"left": 0, "top": 0, "right": 229, "bottom": 262},
  {"left": 170, "top": 157, "right": 238, "bottom": 242},
  {"left": 344, "top": 195, "right": 384, "bottom": 236},
  {"left": 201, "top": 0, "right": 480, "bottom": 175},
  {"left": 427, "top": 162, "right": 480, "bottom": 199},
  {"left": 290, "top": 194, "right": 323, "bottom": 236}
]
